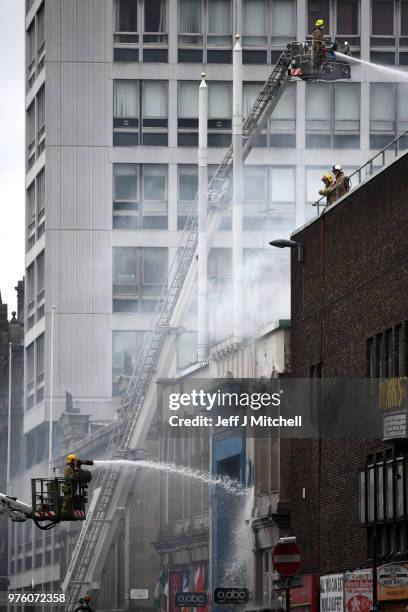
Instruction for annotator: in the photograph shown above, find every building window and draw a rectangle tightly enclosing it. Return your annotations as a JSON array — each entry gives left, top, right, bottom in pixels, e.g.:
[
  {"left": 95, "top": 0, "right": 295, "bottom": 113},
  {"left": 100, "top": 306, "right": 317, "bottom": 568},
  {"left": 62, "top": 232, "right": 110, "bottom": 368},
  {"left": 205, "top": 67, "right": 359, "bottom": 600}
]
[
  {"left": 37, "top": 169, "right": 46, "bottom": 238},
  {"left": 27, "top": 264, "right": 35, "bottom": 329},
  {"left": 308, "top": 0, "right": 360, "bottom": 48},
  {"left": 26, "top": 4, "right": 46, "bottom": 89},
  {"left": 26, "top": 343, "right": 35, "bottom": 410},
  {"left": 367, "top": 323, "right": 408, "bottom": 378},
  {"left": 178, "top": 81, "right": 231, "bottom": 146},
  {"left": 112, "top": 330, "right": 146, "bottom": 395},
  {"left": 36, "top": 251, "right": 45, "bottom": 319},
  {"left": 113, "top": 164, "right": 168, "bottom": 230},
  {"left": 337, "top": 0, "right": 359, "bottom": 36},
  {"left": 243, "top": 166, "right": 295, "bottom": 232},
  {"left": 370, "top": 83, "right": 408, "bottom": 148},
  {"left": 178, "top": 0, "right": 232, "bottom": 63},
  {"left": 37, "top": 3, "right": 45, "bottom": 70},
  {"left": 36, "top": 334, "right": 45, "bottom": 403},
  {"left": 306, "top": 82, "right": 360, "bottom": 148},
  {"left": 27, "top": 182, "right": 36, "bottom": 250},
  {"left": 27, "top": 22, "right": 36, "bottom": 87},
  {"left": 114, "top": 0, "right": 168, "bottom": 62},
  {"left": 243, "top": 81, "right": 296, "bottom": 147},
  {"left": 177, "top": 164, "right": 221, "bottom": 228},
  {"left": 113, "top": 80, "right": 168, "bottom": 146},
  {"left": 113, "top": 247, "right": 168, "bottom": 312},
  {"left": 27, "top": 103, "right": 35, "bottom": 169},
  {"left": 372, "top": 0, "right": 394, "bottom": 35},
  {"left": 243, "top": 0, "right": 296, "bottom": 63},
  {"left": 37, "top": 86, "right": 45, "bottom": 156}
]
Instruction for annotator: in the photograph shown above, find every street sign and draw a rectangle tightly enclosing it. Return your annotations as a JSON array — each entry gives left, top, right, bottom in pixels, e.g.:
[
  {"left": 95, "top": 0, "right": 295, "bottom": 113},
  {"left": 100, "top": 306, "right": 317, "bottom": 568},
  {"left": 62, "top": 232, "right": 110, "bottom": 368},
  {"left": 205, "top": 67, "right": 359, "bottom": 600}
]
[
  {"left": 272, "top": 542, "right": 302, "bottom": 577},
  {"left": 175, "top": 592, "right": 208, "bottom": 607},
  {"left": 130, "top": 589, "right": 149, "bottom": 600}
]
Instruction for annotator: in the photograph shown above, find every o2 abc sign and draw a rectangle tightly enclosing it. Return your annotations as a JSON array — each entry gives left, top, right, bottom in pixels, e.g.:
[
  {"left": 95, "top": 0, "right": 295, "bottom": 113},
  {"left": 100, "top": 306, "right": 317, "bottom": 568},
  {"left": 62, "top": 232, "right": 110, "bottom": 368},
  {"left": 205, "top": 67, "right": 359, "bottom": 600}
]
[
  {"left": 175, "top": 592, "right": 208, "bottom": 607},
  {"left": 214, "top": 588, "right": 249, "bottom": 604}
]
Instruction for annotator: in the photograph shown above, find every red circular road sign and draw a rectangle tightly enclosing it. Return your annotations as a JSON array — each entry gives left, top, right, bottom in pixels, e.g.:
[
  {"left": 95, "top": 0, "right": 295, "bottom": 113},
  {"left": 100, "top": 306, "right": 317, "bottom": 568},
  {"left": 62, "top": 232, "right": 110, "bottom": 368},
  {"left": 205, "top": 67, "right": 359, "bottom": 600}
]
[{"left": 272, "top": 542, "right": 302, "bottom": 577}]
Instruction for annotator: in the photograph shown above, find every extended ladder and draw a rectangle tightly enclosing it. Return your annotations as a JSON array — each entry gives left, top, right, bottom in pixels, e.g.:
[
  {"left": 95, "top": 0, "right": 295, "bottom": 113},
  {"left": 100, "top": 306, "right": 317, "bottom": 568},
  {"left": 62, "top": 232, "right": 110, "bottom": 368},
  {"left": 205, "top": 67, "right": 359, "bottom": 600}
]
[{"left": 62, "top": 50, "right": 291, "bottom": 610}]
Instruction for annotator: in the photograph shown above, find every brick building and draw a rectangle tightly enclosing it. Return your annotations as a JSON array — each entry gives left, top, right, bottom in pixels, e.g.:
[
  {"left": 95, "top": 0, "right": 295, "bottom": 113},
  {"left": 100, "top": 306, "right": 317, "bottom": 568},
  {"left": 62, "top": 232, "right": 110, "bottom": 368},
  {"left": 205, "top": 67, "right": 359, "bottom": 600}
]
[{"left": 289, "top": 152, "right": 408, "bottom": 584}]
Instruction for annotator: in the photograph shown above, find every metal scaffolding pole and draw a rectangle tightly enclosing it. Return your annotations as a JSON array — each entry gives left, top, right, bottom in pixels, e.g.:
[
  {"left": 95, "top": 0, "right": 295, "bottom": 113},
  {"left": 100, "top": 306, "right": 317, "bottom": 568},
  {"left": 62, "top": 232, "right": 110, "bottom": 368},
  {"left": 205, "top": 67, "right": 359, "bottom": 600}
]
[
  {"left": 232, "top": 34, "right": 244, "bottom": 344},
  {"left": 197, "top": 73, "right": 209, "bottom": 361}
]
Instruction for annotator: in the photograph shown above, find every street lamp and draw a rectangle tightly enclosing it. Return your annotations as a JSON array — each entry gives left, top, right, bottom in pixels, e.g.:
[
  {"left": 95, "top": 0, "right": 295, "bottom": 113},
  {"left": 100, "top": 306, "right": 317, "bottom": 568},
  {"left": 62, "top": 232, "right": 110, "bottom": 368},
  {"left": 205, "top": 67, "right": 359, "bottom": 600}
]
[{"left": 269, "top": 239, "right": 304, "bottom": 264}]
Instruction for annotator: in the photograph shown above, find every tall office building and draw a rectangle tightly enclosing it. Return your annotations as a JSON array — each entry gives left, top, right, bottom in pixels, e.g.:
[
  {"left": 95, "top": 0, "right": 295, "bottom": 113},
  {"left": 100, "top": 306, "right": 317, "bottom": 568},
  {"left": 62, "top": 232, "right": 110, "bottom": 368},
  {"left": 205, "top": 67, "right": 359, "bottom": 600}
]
[{"left": 12, "top": 0, "right": 408, "bottom": 592}]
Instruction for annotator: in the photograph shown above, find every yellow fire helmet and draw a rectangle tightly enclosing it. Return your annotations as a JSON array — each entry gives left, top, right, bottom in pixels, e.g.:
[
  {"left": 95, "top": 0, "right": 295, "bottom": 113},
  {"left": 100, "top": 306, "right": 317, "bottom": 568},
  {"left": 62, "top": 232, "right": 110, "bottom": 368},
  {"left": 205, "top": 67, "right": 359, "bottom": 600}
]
[
  {"left": 322, "top": 172, "right": 334, "bottom": 184},
  {"left": 67, "top": 453, "right": 77, "bottom": 463},
  {"left": 315, "top": 19, "right": 325, "bottom": 27}
]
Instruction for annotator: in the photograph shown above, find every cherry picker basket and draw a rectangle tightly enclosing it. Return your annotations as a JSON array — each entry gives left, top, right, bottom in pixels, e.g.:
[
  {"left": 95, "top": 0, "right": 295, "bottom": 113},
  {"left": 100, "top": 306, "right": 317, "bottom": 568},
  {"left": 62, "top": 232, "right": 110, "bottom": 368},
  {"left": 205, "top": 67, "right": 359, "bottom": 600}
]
[{"left": 31, "top": 477, "right": 89, "bottom": 525}]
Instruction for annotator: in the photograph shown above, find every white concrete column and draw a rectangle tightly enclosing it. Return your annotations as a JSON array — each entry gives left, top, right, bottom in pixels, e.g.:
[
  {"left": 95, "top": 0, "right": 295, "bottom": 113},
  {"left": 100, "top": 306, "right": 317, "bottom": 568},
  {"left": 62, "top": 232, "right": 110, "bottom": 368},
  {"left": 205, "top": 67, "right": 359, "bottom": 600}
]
[
  {"left": 197, "top": 74, "right": 208, "bottom": 362},
  {"left": 232, "top": 35, "right": 243, "bottom": 345}
]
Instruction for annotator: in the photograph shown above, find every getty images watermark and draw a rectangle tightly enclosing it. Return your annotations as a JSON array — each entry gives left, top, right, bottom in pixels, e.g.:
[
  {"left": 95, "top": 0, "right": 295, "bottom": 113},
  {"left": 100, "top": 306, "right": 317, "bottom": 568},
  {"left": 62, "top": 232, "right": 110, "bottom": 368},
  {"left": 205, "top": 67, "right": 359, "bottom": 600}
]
[{"left": 167, "top": 388, "right": 302, "bottom": 429}]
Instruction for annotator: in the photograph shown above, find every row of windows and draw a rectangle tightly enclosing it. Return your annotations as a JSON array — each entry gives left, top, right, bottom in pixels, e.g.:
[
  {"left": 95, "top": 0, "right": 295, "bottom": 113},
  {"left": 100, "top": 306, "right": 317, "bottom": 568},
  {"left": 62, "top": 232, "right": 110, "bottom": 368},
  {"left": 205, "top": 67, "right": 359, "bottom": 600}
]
[
  {"left": 27, "top": 86, "right": 45, "bottom": 169},
  {"left": 25, "top": 1, "right": 408, "bottom": 79},
  {"left": 26, "top": 2, "right": 45, "bottom": 88},
  {"left": 26, "top": 333, "right": 45, "bottom": 410},
  {"left": 26, "top": 251, "right": 45, "bottom": 331},
  {"left": 113, "top": 163, "right": 296, "bottom": 231},
  {"left": 112, "top": 80, "right": 408, "bottom": 149},
  {"left": 111, "top": 0, "right": 408, "bottom": 64},
  {"left": 27, "top": 169, "right": 45, "bottom": 250}
]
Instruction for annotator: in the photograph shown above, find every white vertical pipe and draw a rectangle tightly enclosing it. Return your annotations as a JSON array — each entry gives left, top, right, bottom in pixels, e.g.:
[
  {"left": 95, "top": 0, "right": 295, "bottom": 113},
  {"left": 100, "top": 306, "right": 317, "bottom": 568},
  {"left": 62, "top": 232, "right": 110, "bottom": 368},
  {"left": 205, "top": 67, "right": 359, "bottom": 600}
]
[
  {"left": 232, "top": 34, "right": 243, "bottom": 345},
  {"left": 6, "top": 342, "right": 12, "bottom": 495},
  {"left": 197, "top": 73, "right": 208, "bottom": 361},
  {"left": 48, "top": 305, "right": 56, "bottom": 476}
]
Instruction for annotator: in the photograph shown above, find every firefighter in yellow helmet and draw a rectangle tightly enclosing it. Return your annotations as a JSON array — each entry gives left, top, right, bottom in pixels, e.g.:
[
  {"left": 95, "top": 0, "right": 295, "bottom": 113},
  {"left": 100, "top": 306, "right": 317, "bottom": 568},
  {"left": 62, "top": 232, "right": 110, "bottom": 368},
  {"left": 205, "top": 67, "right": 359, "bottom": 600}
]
[
  {"left": 319, "top": 172, "right": 336, "bottom": 206},
  {"left": 312, "top": 18, "right": 325, "bottom": 69},
  {"left": 62, "top": 453, "right": 80, "bottom": 514}
]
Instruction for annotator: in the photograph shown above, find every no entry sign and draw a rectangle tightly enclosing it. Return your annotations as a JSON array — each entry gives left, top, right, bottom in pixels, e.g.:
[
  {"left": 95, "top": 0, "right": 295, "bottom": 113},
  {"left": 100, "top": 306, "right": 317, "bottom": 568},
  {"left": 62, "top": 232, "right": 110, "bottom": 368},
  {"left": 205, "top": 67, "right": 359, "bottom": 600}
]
[{"left": 272, "top": 542, "right": 302, "bottom": 577}]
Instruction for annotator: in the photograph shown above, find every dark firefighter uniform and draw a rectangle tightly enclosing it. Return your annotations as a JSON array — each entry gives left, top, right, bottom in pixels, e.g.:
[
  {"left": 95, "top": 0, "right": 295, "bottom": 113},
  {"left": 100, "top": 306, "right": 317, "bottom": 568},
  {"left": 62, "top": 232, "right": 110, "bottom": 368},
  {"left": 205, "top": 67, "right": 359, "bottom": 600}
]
[
  {"left": 312, "top": 19, "right": 324, "bottom": 69},
  {"left": 62, "top": 453, "right": 80, "bottom": 513}
]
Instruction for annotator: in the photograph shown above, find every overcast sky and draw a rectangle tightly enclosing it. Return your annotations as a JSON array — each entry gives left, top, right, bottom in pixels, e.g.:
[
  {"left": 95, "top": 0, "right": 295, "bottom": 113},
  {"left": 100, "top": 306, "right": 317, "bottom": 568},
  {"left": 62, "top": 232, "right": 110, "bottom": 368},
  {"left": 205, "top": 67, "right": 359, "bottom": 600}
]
[{"left": 0, "top": 1, "right": 25, "bottom": 315}]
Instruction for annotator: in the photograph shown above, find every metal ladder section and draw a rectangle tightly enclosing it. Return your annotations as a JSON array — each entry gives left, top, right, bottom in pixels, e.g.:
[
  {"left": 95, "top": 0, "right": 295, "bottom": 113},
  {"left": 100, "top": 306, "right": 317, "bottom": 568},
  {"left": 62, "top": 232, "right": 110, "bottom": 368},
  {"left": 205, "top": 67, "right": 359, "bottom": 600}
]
[{"left": 62, "top": 50, "right": 292, "bottom": 610}]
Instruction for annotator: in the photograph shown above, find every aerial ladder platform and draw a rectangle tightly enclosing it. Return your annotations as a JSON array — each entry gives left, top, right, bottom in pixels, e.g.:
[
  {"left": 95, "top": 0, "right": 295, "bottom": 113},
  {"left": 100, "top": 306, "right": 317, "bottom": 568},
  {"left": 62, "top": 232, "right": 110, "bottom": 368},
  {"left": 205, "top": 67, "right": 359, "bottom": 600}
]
[{"left": 55, "top": 41, "right": 351, "bottom": 609}]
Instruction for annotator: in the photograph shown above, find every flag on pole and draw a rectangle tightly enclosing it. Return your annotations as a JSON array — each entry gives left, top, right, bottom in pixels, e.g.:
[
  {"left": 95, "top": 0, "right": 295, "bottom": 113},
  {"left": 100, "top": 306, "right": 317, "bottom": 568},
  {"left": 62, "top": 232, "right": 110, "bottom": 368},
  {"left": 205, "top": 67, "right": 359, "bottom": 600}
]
[{"left": 154, "top": 570, "right": 168, "bottom": 608}]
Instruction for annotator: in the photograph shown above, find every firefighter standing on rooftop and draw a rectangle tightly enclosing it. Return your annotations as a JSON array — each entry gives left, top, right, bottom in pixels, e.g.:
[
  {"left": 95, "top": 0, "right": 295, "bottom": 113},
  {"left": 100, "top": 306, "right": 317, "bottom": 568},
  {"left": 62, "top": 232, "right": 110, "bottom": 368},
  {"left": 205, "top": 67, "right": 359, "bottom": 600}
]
[
  {"left": 312, "top": 19, "right": 325, "bottom": 69},
  {"left": 332, "top": 164, "right": 350, "bottom": 199},
  {"left": 319, "top": 172, "right": 336, "bottom": 206}
]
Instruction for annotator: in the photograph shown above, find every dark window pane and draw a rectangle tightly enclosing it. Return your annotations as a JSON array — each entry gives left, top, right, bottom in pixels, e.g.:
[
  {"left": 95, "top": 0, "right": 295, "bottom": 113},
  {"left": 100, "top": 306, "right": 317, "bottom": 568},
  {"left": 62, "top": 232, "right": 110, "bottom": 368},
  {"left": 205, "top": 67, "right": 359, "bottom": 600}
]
[
  {"left": 145, "top": 0, "right": 166, "bottom": 32},
  {"left": 178, "top": 49, "right": 203, "bottom": 63},
  {"left": 116, "top": 0, "right": 138, "bottom": 32},
  {"left": 308, "top": 0, "right": 330, "bottom": 34},
  {"left": 143, "top": 49, "right": 168, "bottom": 62},
  {"left": 402, "top": 2, "right": 408, "bottom": 35},
  {"left": 372, "top": 0, "right": 394, "bottom": 35},
  {"left": 337, "top": 0, "right": 359, "bottom": 35},
  {"left": 114, "top": 48, "right": 139, "bottom": 62},
  {"left": 243, "top": 50, "right": 268, "bottom": 64},
  {"left": 207, "top": 50, "right": 232, "bottom": 63},
  {"left": 113, "top": 132, "right": 140, "bottom": 146},
  {"left": 178, "top": 133, "right": 198, "bottom": 146},
  {"left": 142, "top": 132, "right": 168, "bottom": 145}
]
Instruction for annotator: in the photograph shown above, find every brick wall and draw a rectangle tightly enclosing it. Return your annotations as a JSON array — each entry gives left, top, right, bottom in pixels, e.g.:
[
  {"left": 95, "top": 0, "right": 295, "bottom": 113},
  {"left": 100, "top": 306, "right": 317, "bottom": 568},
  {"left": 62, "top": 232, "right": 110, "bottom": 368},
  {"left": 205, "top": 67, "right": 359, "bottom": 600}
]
[{"left": 289, "top": 153, "right": 408, "bottom": 575}]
